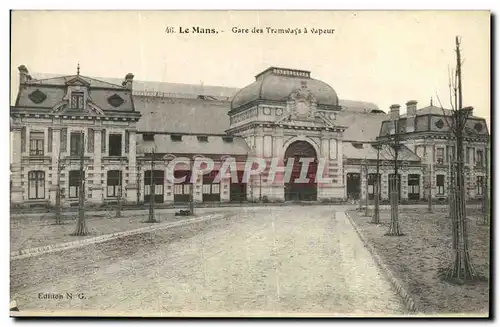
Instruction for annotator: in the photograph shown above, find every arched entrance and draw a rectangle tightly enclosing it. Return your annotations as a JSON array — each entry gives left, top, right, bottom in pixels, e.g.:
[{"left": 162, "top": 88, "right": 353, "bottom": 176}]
[{"left": 284, "top": 141, "right": 318, "bottom": 201}]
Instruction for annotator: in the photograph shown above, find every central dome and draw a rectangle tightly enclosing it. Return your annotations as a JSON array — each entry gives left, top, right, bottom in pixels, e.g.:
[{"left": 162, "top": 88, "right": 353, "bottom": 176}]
[{"left": 231, "top": 67, "right": 339, "bottom": 110}]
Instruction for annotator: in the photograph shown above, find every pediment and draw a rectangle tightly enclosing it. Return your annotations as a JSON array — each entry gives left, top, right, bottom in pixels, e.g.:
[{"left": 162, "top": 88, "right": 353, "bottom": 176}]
[
  {"left": 51, "top": 100, "right": 105, "bottom": 116},
  {"left": 276, "top": 110, "right": 334, "bottom": 128},
  {"left": 65, "top": 76, "right": 90, "bottom": 87}
]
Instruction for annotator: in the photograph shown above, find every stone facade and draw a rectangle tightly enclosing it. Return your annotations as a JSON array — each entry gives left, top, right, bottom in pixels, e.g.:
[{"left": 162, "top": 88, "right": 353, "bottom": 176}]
[{"left": 10, "top": 66, "right": 490, "bottom": 207}]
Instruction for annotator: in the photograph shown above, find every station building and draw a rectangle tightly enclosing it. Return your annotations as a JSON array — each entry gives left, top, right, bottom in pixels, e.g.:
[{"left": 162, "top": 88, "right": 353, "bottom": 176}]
[{"left": 10, "top": 65, "right": 490, "bottom": 207}]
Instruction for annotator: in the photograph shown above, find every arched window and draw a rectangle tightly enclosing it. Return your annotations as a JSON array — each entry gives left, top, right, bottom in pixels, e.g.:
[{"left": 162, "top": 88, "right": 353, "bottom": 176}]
[{"left": 28, "top": 171, "right": 45, "bottom": 200}]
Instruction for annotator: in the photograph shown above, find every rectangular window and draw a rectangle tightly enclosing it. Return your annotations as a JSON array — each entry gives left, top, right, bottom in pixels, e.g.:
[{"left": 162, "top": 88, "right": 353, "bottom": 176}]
[
  {"left": 171, "top": 134, "right": 182, "bottom": 142},
  {"left": 69, "top": 170, "right": 83, "bottom": 198},
  {"left": 197, "top": 136, "right": 209, "bottom": 143},
  {"left": 28, "top": 171, "right": 45, "bottom": 199},
  {"left": 109, "top": 134, "right": 122, "bottom": 156},
  {"left": 174, "top": 184, "right": 183, "bottom": 195},
  {"left": 142, "top": 133, "right": 154, "bottom": 141},
  {"left": 29, "top": 132, "right": 44, "bottom": 156},
  {"left": 21, "top": 126, "right": 26, "bottom": 153},
  {"left": 476, "top": 149, "right": 484, "bottom": 167},
  {"left": 408, "top": 174, "right": 420, "bottom": 198},
  {"left": 367, "top": 173, "right": 381, "bottom": 200},
  {"left": 476, "top": 176, "right": 484, "bottom": 195},
  {"left": 101, "top": 129, "right": 106, "bottom": 153},
  {"left": 88, "top": 128, "right": 94, "bottom": 153},
  {"left": 71, "top": 92, "right": 84, "bottom": 109},
  {"left": 212, "top": 184, "right": 220, "bottom": 194},
  {"left": 144, "top": 170, "right": 164, "bottom": 202},
  {"left": 106, "top": 170, "right": 122, "bottom": 197},
  {"left": 47, "top": 128, "right": 53, "bottom": 153},
  {"left": 436, "top": 148, "right": 444, "bottom": 165},
  {"left": 70, "top": 132, "right": 84, "bottom": 156},
  {"left": 202, "top": 184, "right": 211, "bottom": 194},
  {"left": 466, "top": 147, "right": 471, "bottom": 164},
  {"left": 60, "top": 128, "right": 67, "bottom": 153},
  {"left": 446, "top": 145, "right": 456, "bottom": 163},
  {"left": 436, "top": 174, "right": 445, "bottom": 195},
  {"left": 125, "top": 130, "right": 130, "bottom": 153}
]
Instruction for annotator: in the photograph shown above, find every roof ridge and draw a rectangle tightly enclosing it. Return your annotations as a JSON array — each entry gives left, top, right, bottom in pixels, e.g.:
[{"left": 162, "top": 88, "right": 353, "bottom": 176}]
[{"left": 81, "top": 76, "right": 126, "bottom": 89}]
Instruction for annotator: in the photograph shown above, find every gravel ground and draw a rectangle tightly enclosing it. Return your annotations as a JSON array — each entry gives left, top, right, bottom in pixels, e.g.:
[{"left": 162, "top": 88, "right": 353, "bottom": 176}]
[
  {"left": 348, "top": 209, "right": 490, "bottom": 316},
  {"left": 11, "top": 207, "right": 405, "bottom": 316},
  {"left": 10, "top": 207, "right": 247, "bottom": 252}
]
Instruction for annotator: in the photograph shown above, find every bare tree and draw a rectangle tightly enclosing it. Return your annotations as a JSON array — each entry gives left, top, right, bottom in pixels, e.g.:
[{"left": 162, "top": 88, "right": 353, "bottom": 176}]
[
  {"left": 479, "top": 139, "right": 489, "bottom": 225},
  {"left": 371, "top": 143, "right": 381, "bottom": 224},
  {"left": 115, "top": 159, "right": 124, "bottom": 218},
  {"left": 436, "top": 36, "right": 482, "bottom": 283},
  {"left": 379, "top": 115, "right": 404, "bottom": 236},
  {"left": 71, "top": 132, "right": 89, "bottom": 236},
  {"left": 55, "top": 148, "right": 64, "bottom": 225}
]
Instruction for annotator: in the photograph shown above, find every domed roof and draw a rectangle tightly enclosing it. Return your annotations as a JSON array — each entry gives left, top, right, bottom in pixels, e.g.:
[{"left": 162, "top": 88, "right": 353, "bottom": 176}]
[{"left": 231, "top": 67, "right": 339, "bottom": 110}]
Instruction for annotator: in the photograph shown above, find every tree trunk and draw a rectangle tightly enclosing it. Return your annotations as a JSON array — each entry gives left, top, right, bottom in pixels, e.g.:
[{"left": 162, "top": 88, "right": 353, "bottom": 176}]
[
  {"left": 371, "top": 147, "right": 380, "bottom": 224},
  {"left": 386, "top": 174, "right": 403, "bottom": 236},
  {"left": 480, "top": 145, "right": 489, "bottom": 225},
  {"left": 55, "top": 151, "right": 62, "bottom": 225},
  {"left": 364, "top": 164, "right": 370, "bottom": 217},
  {"left": 442, "top": 40, "right": 481, "bottom": 283},
  {"left": 116, "top": 169, "right": 122, "bottom": 218},
  {"left": 386, "top": 120, "right": 403, "bottom": 236},
  {"left": 72, "top": 133, "right": 89, "bottom": 236},
  {"left": 443, "top": 140, "right": 480, "bottom": 283},
  {"left": 428, "top": 164, "right": 433, "bottom": 213}
]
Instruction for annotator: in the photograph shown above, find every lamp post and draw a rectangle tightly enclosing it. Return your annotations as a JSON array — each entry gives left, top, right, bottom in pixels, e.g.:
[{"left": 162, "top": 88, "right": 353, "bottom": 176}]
[
  {"left": 146, "top": 149, "right": 157, "bottom": 223},
  {"left": 189, "top": 158, "right": 195, "bottom": 215}
]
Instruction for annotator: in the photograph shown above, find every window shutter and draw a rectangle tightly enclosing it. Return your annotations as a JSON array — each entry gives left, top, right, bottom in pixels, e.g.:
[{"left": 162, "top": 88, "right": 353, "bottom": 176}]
[
  {"left": 48, "top": 128, "right": 53, "bottom": 153},
  {"left": 101, "top": 129, "right": 106, "bottom": 154},
  {"left": 125, "top": 130, "right": 130, "bottom": 153},
  {"left": 60, "top": 128, "right": 67, "bottom": 153},
  {"left": 88, "top": 128, "right": 94, "bottom": 153}
]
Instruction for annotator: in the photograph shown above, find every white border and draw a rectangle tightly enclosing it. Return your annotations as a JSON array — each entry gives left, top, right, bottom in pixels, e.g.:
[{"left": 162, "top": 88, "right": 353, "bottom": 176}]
[{"left": 3, "top": 2, "right": 497, "bottom": 326}]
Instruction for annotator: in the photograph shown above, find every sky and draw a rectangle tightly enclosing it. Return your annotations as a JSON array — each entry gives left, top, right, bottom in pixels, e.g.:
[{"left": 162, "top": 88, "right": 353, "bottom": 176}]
[{"left": 10, "top": 10, "right": 490, "bottom": 127}]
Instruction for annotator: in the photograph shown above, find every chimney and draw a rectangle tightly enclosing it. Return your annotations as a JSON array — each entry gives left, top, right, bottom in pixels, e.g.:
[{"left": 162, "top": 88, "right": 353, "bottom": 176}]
[
  {"left": 406, "top": 100, "right": 417, "bottom": 117},
  {"left": 122, "top": 73, "right": 134, "bottom": 90},
  {"left": 406, "top": 101, "right": 417, "bottom": 133},
  {"left": 462, "top": 106, "right": 474, "bottom": 117},
  {"left": 389, "top": 104, "right": 400, "bottom": 120},
  {"left": 18, "top": 65, "right": 30, "bottom": 84}
]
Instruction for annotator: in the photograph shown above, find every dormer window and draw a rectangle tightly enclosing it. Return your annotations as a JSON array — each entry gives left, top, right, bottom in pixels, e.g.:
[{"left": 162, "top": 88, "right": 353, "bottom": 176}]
[
  {"left": 71, "top": 92, "right": 84, "bottom": 109},
  {"left": 351, "top": 142, "right": 364, "bottom": 149}
]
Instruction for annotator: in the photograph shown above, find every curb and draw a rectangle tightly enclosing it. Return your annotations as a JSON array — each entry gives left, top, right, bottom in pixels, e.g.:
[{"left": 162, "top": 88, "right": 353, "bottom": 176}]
[
  {"left": 344, "top": 212, "right": 418, "bottom": 314},
  {"left": 10, "top": 213, "right": 227, "bottom": 261}
]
